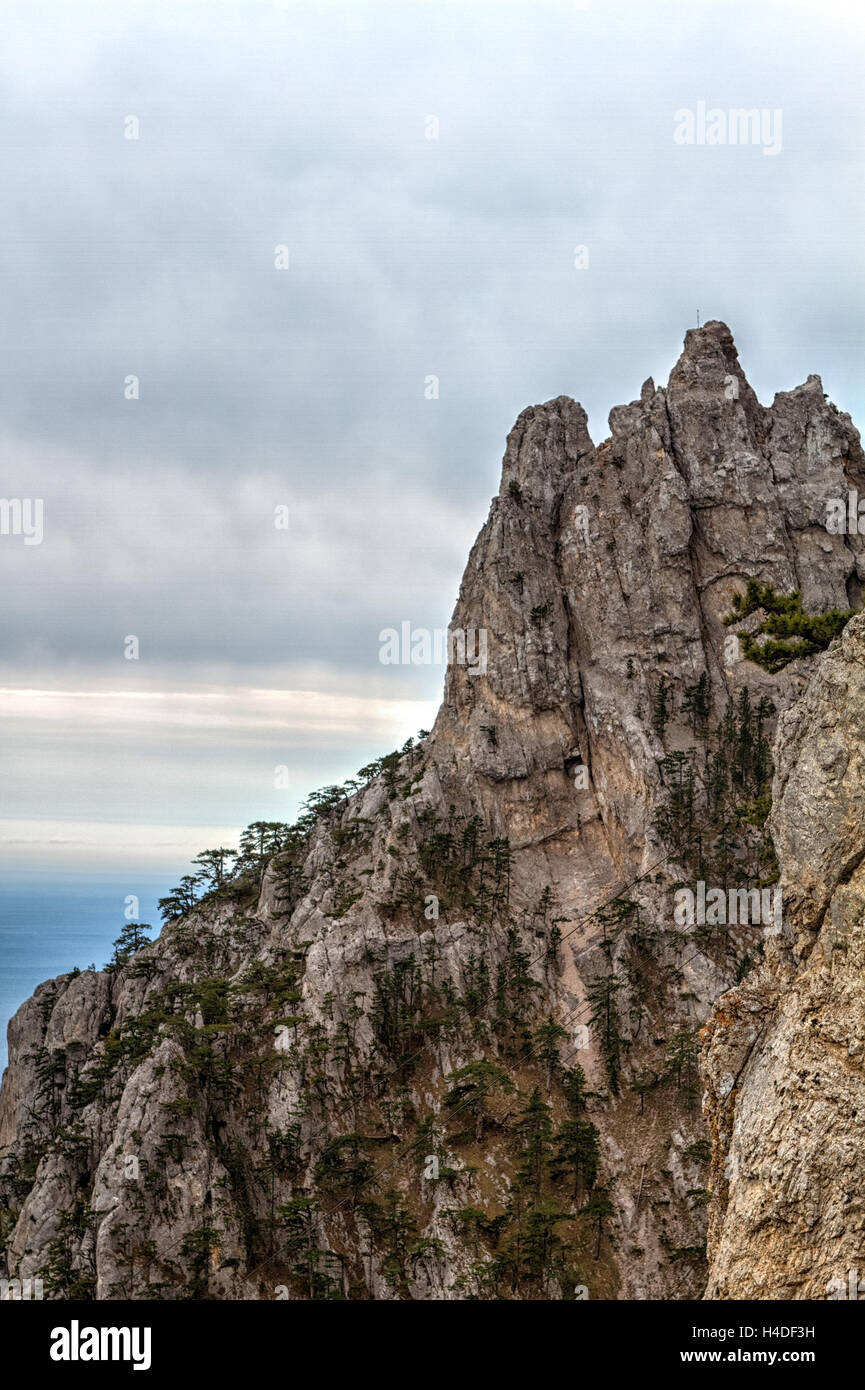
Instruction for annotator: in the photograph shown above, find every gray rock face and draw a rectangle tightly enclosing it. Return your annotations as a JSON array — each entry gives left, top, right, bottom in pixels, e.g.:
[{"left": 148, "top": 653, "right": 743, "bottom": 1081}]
[
  {"left": 702, "top": 613, "right": 865, "bottom": 1299},
  {"left": 2, "top": 321, "right": 863, "bottom": 1300}
]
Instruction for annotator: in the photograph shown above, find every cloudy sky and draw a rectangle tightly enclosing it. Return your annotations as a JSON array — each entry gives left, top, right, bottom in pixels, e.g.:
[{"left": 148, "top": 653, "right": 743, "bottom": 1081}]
[{"left": 1, "top": 0, "right": 863, "bottom": 881}]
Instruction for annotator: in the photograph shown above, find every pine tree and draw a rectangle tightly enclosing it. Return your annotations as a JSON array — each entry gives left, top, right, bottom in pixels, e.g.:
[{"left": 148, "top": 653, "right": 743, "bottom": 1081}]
[
  {"left": 314, "top": 1134, "right": 374, "bottom": 1208},
  {"left": 720, "top": 699, "right": 737, "bottom": 752},
  {"left": 681, "top": 671, "right": 710, "bottom": 735},
  {"left": 664, "top": 1030, "right": 700, "bottom": 1112},
  {"left": 533, "top": 1016, "right": 568, "bottom": 1088},
  {"left": 278, "top": 1194, "right": 336, "bottom": 1299},
  {"left": 707, "top": 748, "right": 728, "bottom": 814},
  {"left": 652, "top": 675, "right": 673, "bottom": 740},
  {"left": 191, "top": 846, "right": 238, "bottom": 892},
  {"left": 562, "top": 1064, "right": 590, "bottom": 1115},
  {"left": 582, "top": 1185, "right": 615, "bottom": 1260},
  {"left": 520, "top": 1199, "right": 567, "bottom": 1288},
  {"left": 238, "top": 821, "right": 292, "bottom": 885},
  {"left": 108, "top": 921, "right": 153, "bottom": 968},
  {"left": 158, "top": 874, "right": 200, "bottom": 921},
  {"left": 587, "top": 971, "right": 623, "bottom": 1094},
  {"left": 513, "top": 1087, "right": 554, "bottom": 1194},
  {"left": 551, "top": 1117, "right": 600, "bottom": 1205},
  {"left": 734, "top": 687, "right": 753, "bottom": 788},
  {"left": 444, "top": 1061, "right": 514, "bottom": 1142}
]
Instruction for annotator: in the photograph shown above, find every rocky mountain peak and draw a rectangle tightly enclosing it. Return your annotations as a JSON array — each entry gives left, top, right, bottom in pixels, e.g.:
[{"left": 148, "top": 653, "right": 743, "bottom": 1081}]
[{"left": 2, "top": 325, "right": 863, "bottom": 1301}]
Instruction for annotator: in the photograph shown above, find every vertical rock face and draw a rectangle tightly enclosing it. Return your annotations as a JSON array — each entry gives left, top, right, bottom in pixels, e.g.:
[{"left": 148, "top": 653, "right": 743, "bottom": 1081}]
[
  {"left": 702, "top": 614, "right": 865, "bottom": 1299},
  {"left": 2, "top": 322, "right": 863, "bottom": 1300}
]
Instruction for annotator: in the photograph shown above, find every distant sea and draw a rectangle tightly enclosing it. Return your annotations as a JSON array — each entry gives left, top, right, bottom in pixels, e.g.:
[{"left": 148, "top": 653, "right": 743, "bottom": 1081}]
[{"left": 0, "top": 873, "right": 177, "bottom": 1072}]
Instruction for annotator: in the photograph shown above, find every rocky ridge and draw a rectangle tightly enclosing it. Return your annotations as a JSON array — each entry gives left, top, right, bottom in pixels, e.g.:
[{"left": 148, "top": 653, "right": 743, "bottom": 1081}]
[{"left": 2, "top": 321, "right": 864, "bottom": 1300}]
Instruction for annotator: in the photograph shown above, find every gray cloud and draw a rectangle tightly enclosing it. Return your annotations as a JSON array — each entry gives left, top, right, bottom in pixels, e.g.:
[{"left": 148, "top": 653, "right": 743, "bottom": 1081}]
[{"left": 0, "top": 0, "right": 863, "bottom": 854}]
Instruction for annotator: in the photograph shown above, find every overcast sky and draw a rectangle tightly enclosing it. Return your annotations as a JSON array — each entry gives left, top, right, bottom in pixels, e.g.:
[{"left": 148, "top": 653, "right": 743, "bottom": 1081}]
[{"left": 1, "top": 0, "right": 863, "bottom": 879}]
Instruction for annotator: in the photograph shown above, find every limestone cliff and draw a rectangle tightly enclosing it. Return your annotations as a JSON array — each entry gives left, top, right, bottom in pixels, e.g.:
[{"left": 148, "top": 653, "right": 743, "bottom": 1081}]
[
  {"left": 2, "top": 321, "right": 863, "bottom": 1300},
  {"left": 702, "top": 612, "right": 865, "bottom": 1299}
]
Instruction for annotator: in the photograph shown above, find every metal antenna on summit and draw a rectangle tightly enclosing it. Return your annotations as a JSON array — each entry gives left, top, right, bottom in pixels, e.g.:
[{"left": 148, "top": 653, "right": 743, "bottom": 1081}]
[{"left": 697, "top": 310, "right": 701, "bottom": 328}]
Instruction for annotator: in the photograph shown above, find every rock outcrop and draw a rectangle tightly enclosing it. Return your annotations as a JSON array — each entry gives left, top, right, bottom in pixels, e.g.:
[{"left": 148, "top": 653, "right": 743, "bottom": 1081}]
[
  {"left": 2, "top": 321, "right": 864, "bottom": 1300},
  {"left": 702, "top": 613, "right": 865, "bottom": 1299}
]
